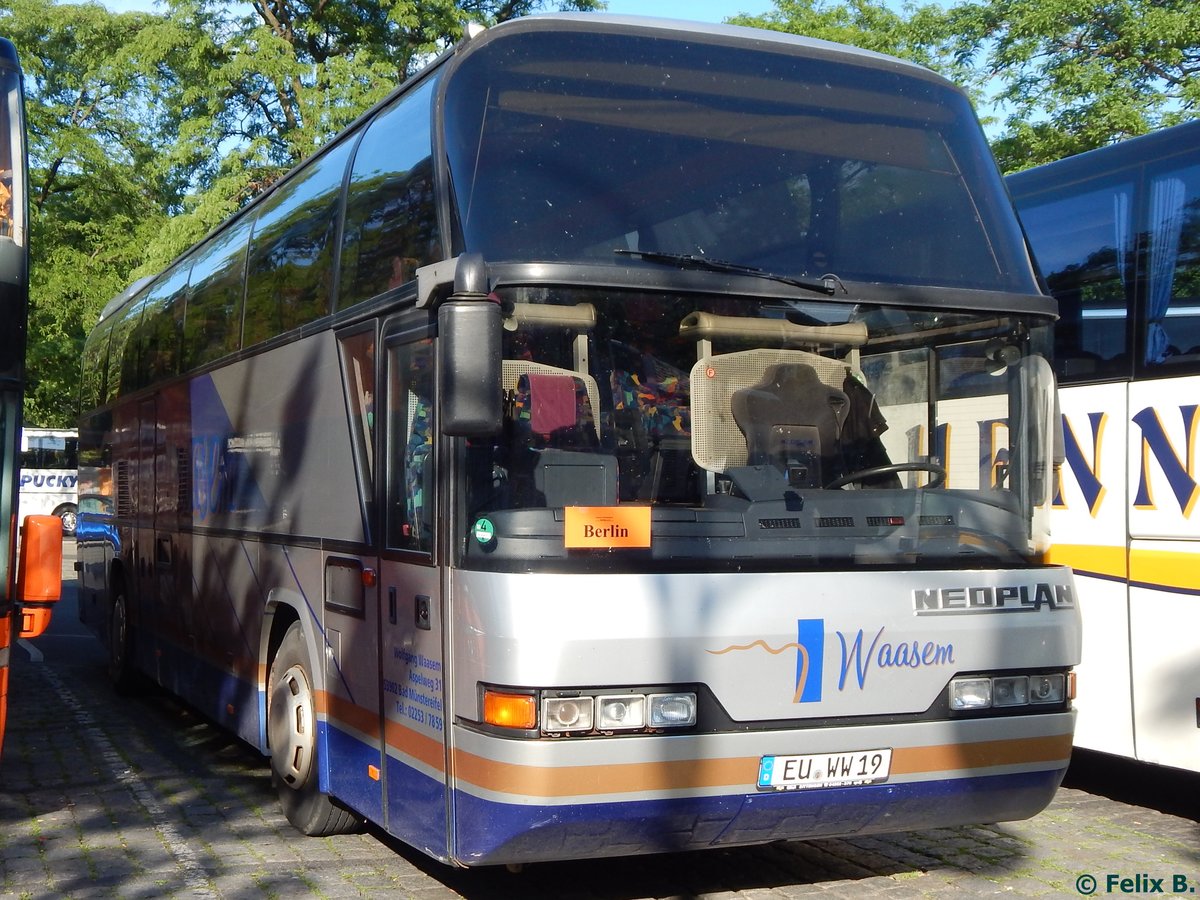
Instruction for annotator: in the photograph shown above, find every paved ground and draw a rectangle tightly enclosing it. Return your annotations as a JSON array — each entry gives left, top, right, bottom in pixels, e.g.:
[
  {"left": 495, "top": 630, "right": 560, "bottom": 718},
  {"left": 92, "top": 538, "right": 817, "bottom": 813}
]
[{"left": 0, "top": 545, "right": 1196, "bottom": 899}]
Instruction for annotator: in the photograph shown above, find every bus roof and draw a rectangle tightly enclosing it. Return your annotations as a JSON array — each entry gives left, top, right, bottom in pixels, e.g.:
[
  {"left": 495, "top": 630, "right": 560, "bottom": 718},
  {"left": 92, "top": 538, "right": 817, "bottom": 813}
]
[
  {"left": 513, "top": 13, "right": 946, "bottom": 82},
  {"left": 1008, "top": 119, "right": 1200, "bottom": 192}
]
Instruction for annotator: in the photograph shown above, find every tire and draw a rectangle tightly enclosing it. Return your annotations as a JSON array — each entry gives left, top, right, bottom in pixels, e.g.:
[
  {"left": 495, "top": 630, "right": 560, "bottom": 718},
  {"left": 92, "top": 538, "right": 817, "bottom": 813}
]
[
  {"left": 267, "top": 622, "right": 361, "bottom": 836},
  {"left": 55, "top": 504, "right": 78, "bottom": 536},
  {"left": 108, "top": 585, "right": 140, "bottom": 694}
]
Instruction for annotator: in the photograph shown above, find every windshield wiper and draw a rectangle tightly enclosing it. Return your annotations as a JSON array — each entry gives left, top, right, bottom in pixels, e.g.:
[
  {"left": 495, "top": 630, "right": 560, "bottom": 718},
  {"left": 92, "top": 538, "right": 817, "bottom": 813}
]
[{"left": 614, "top": 249, "right": 839, "bottom": 296}]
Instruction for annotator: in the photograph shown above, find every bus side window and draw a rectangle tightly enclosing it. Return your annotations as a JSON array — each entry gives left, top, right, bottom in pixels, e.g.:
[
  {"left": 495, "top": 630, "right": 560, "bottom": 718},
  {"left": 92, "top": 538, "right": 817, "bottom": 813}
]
[
  {"left": 386, "top": 339, "right": 434, "bottom": 553},
  {"left": 243, "top": 140, "right": 354, "bottom": 348},
  {"left": 1017, "top": 180, "right": 1135, "bottom": 383},
  {"left": 183, "top": 217, "right": 252, "bottom": 370},
  {"left": 1143, "top": 164, "right": 1200, "bottom": 369},
  {"left": 339, "top": 326, "right": 377, "bottom": 535},
  {"left": 338, "top": 77, "right": 440, "bottom": 308}
]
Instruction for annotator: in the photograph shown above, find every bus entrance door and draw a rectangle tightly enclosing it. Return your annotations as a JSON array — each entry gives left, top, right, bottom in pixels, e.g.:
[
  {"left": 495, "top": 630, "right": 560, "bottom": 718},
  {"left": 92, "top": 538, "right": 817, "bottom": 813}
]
[
  {"left": 320, "top": 552, "right": 384, "bottom": 824},
  {"left": 377, "top": 557, "right": 446, "bottom": 859},
  {"left": 375, "top": 332, "right": 449, "bottom": 860}
]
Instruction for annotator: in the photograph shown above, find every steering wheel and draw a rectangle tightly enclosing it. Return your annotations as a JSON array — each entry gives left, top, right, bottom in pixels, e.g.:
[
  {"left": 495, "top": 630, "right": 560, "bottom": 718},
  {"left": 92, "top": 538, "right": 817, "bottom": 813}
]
[{"left": 825, "top": 461, "right": 947, "bottom": 490}]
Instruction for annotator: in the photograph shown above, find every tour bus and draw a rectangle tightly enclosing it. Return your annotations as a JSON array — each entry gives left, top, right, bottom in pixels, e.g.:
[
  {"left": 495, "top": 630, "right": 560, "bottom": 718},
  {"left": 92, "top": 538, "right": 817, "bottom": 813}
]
[
  {"left": 77, "top": 15, "right": 1080, "bottom": 866},
  {"left": 1008, "top": 120, "right": 1200, "bottom": 775},
  {"left": 18, "top": 428, "right": 79, "bottom": 535},
  {"left": 0, "top": 36, "right": 63, "bottom": 758}
]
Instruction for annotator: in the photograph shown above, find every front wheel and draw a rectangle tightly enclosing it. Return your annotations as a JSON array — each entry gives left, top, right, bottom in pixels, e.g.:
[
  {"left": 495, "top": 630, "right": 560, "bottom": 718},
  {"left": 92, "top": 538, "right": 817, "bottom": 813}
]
[{"left": 267, "top": 622, "right": 361, "bottom": 836}]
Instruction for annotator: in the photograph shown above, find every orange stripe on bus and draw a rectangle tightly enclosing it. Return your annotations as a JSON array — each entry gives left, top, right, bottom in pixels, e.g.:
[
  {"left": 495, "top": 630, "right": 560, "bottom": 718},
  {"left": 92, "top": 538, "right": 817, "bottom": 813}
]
[
  {"left": 319, "top": 699, "right": 1072, "bottom": 798},
  {"left": 318, "top": 691, "right": 382, "bottom": 742},
  {"left": 452, "top": 748, "right": 755, "bottom": 795},
  {"left": 318, "top": 694, "right": 446, "bottom": 773},
  {"left": 447, "top": 733, "right": 1072, "bottom": 798},
  {"left": 889, "top": 733, "right": 1072, "bottom": 775},
  {"left": 383, "top": 720, "right": 447, "bottom": 771}
]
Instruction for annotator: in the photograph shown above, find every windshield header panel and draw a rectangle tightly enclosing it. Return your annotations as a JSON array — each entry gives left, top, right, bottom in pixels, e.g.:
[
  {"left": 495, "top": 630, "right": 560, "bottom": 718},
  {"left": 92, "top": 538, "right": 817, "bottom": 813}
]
[{"left": 443, "top": 21, "right": 1038, "bottom": 295}]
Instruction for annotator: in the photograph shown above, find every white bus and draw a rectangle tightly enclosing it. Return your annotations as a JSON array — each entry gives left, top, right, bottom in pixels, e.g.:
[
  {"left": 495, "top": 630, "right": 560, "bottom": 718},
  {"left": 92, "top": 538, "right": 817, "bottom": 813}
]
[
  {"left": 18, "top": 428, "right": 78, "bottom": 535},
  {"left": 78, "top": 15, "right": 1079, "bottom": 867},
  {"left": 1009, "top": 120, "right": 1200, "bottom": 775}
]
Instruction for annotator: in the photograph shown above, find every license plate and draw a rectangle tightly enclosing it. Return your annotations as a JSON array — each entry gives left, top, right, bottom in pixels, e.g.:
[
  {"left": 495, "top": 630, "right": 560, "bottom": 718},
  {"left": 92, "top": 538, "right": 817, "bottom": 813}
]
[{"left": 757, "top": 748, "right": 892, "bottom": 791}]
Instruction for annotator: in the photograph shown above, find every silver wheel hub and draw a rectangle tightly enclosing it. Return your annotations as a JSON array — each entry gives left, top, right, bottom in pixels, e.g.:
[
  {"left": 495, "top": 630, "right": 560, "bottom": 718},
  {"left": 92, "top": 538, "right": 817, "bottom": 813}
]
[{"left": 268, "top": 664, "right": 316, "bottom": 787}]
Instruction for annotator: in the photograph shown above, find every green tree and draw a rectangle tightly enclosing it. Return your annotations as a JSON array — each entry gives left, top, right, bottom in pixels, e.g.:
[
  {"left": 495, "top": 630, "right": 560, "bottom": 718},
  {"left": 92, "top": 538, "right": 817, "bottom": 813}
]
[
  {"left": 727, "top": 0, "right": 1199, "bottom": 172},
  {"left": 137, "top": 0, "right": 602, "bottom": 269},
  {"left": 3, "top": 0, "right": 600, "bottom": 426},
  {"left": 0, "top": 0, "right": 183, "bottom": 426},
  {"left": 729, "top": 0, "right": 978, "bottom": 96},
  {"left": 948, "top": 0, "right": 1200, "bottom": 171}
]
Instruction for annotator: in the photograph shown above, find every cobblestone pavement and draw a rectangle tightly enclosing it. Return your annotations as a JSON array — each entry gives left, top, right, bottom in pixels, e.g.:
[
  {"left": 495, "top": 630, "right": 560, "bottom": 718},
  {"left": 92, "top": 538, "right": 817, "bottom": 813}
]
[{"left": 1, "top": 548, "right": 1196, "bottom": 899}]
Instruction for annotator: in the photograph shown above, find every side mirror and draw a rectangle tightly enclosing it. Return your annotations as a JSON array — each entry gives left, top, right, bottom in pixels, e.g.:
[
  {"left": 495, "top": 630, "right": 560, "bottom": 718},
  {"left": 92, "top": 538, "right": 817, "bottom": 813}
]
[
  {"left": 438, "top": 254, "right": 503, "bottom": 436},
  {"left": 16, "top": 514, "right": 62, "bottom": 639}
]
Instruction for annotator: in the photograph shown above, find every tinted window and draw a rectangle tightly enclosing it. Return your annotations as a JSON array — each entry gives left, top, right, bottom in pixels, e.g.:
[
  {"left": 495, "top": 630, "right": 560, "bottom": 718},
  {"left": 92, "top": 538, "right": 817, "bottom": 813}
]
[
  {"left": 244, "top": 141, "right": 353, "bottom": 347},
  {"left": 20, "top": 435, "right": 77, "bottom": 469},
  {"left": 386, "top": 337, "right": 434, "bottom": 553},
  {"left": 339, "top": 78, "right": 440, "bottom": 307},
  {"left": 184, "top": 218, "right": 252, "bottom": 369},
  {"left": 1142, "top": 159, "right": 1200, "bottom": 370},
  {"left": 79, "top": 319, "right": 112, "bottom": 410},
  {"left": 105, "top": 295, "right": 144, "bottom": 401},
  {"left": 135, "top": 264, "right": 190, "bottom": 386},
  {"left": 338, "top": 326, "right": 377, "bottom": 532},
  {"left": 1016, "top": 179, "right": 1135, "bottom": 382},
  {"left": 444, "top": 31, "right": 1036, "bottom": 293}
]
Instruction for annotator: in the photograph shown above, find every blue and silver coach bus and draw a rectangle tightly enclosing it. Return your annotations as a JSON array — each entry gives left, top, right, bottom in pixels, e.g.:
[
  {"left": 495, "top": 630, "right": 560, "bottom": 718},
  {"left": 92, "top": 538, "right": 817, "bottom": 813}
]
[{"left": 77, "top": 15, "right": 1080, "bottom": 866}]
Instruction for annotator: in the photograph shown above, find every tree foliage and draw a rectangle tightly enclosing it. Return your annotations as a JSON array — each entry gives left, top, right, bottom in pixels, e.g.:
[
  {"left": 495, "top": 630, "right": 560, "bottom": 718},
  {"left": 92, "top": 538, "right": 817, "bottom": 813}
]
[
  {"left": 1, "top": 0, "right": 596, "bottom": 425},
  {"left": 733, "top": 0, "right": 1199, "bottom": 171},
  {"left": 947, "top": 0, "right": 1200, "bottom": 171},
  {"left": 1, "top": 0, "right": 178, "bottom": 425},
  {"left": 1, "top": 0, "right": 1196, "bottom": 426},
  {"left": 730, "top": 0, "right": 978, "bottom": 92}
]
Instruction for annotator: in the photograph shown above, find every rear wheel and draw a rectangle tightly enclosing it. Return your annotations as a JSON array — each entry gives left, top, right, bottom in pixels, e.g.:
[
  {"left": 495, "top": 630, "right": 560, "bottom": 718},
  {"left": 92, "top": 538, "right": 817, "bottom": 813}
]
[
  {"left": 108, "top": 585, "right": 140, "bottom": 694},
  {"left": 267, "top": 622, "right": 360, "bottom": 836}
]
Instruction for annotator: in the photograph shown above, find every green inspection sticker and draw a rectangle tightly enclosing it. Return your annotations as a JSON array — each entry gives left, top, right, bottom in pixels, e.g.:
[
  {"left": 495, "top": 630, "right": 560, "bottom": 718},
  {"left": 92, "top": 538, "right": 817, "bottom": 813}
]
[{"left": 473, "top": 518, "right": 495, "bottom": 544}]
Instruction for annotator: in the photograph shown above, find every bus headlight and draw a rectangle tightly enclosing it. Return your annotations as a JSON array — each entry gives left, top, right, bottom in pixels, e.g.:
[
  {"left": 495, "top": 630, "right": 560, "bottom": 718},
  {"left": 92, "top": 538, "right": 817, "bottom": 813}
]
[
  {"left": 649, "top": 693, "right": 697, "bottom": 727},
  {"left": 992, "top": 676, "right": 1029, "bottom": 707},
  {"left": 949, "top": 677, "right": 992, "bottom": 710},
  {"left": 528, "top": 687, "right": 697, "bottom": 736},
  {"left": 542, "top": 696, "right": 594, "bottom": 732},
  {"left": 597, "top": 694, "right": 646, "bottom": 730},
  {"left": 483, "top": 684, "right": 699, "bottom": 736},
  {"left": 1029, "top": 674, "right": 1065, "bottom": 704},
  {"left": 949, "top": 672, "right": 1070, "bottom": 711}
]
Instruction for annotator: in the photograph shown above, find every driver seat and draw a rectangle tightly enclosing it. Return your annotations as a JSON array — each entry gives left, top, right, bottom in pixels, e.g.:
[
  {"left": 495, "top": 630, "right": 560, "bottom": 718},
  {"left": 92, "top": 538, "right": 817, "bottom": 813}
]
[{"left": 731, "top": 363, "right": 849, "bottom": 487}]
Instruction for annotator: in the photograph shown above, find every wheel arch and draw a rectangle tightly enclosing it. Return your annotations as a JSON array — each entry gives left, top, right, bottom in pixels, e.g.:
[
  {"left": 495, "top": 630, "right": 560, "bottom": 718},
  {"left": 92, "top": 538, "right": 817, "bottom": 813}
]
[{"left": 260, "top": 589, "right": 320, "bottom": 750}]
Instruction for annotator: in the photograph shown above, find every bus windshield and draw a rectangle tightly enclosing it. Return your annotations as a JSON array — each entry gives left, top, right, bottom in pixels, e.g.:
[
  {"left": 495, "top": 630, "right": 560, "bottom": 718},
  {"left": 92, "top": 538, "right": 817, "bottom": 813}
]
[
  {"left": 443, "top": 27, "right": 1036, "bottom": 294},
  {"left": 458, "top": 286, "right": 1057, "bottom": 572}
]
